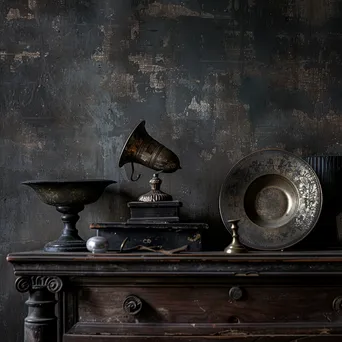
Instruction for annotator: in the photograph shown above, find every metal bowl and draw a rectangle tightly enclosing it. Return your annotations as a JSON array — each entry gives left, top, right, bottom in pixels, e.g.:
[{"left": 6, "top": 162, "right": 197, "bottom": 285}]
[
  {"left": 244, "top": 174, "right": 299, "bottom": 229},
  {"left": 22, "top": 179, "right": 116, "bottom": 206},
  {"left": 219, "top": 149, "right": 323, "bottom": 250}
]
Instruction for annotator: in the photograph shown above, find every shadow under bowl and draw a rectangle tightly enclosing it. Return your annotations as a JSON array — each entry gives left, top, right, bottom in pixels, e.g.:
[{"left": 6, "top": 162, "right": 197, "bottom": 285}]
[{"left": 22, "top": 179, "right": 116, "bottom": 206}]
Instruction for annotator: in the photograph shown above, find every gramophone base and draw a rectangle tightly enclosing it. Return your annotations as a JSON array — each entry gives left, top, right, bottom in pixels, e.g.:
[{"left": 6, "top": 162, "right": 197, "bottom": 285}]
[
  {"left": 137, "top": 173, "right": 174, "bottom": 202},
  {"left": 44, "top": 237, "right": 87, "bottom": 252},
  {"left": 127, "top": 200, "right": 182, "bottom": 223}
]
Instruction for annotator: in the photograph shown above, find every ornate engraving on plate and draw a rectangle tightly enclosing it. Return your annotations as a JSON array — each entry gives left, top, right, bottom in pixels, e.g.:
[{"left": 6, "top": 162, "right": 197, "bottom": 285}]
[{"left": 219, "top": 149, "right": 322, "bottom": 250}]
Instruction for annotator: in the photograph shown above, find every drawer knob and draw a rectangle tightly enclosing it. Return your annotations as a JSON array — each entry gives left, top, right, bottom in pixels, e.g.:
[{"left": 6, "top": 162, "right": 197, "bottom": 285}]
[
  {"left": 229, "top": 287, "right": 243, "bottom": 301},
  {"left": 333, "top": 296, "right": 342, "bottom": 312},
  {"left": 123, "top": 295, "right": 143, "bottom": 315}
]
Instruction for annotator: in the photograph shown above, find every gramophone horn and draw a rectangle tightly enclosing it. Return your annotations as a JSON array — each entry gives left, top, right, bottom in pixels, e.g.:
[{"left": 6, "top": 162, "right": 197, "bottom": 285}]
[{"left": 119, "top": 121, "right": 181, "bottom": 174}]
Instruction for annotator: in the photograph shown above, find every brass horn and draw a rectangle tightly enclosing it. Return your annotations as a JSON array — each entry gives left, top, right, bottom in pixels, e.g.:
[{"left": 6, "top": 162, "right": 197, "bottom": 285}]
[
  {"left": 119, "top": 120, "right": 181, "bottom": 202},
  {"left": 119, "top": 120, "right": 181, "bottom": 175}
]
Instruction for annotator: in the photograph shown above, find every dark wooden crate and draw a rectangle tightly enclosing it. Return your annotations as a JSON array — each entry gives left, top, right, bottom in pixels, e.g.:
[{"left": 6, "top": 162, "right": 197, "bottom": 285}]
[{"left": 90, "top": 222, "right": 208, "bottom": 252}]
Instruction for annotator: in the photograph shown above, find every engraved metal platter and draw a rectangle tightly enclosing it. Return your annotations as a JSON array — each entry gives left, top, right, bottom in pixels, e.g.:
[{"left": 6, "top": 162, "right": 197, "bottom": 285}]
[{"left": 219, "top": 149, "right": 323, "bottom": 250}]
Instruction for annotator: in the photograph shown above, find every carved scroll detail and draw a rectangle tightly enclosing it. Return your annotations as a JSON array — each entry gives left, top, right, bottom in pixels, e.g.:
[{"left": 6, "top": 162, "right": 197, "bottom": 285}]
[
  {"left": 15, "top": 276, "right": 63, "bottom": 293},
  {"left": 123, "top": 295, "right": 143, "bottom": 315},
  {"left": 15, "top": 277, "right": 31, "bottom": 293}
]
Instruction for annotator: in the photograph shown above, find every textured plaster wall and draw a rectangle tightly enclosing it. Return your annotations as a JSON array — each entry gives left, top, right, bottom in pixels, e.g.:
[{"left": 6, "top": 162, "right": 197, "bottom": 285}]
[{"left": 1, "top": 0, "right": 342, "bottom": 340}]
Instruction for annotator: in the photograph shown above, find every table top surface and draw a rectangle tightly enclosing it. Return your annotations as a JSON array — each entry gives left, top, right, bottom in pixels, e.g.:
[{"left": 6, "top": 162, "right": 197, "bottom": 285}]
[{"left": 7, "top": 249, "right": 342, "bottom": 262}]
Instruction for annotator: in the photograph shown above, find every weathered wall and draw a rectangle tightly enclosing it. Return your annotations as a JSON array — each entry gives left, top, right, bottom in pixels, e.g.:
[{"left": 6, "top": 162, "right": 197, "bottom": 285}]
[{"left": 1, "top": 0, "right": 342, "bottom": 340}]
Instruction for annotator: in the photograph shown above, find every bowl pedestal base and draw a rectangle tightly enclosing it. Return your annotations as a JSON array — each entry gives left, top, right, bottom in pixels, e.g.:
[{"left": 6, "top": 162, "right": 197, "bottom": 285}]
[{"left": 44, "top": 205, "right": 87, "bottom": 253}]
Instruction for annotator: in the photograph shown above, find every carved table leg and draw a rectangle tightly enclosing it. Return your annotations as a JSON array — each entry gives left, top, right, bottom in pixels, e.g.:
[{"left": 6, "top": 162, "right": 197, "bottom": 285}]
[{"left": 15, "top": 276, "right": 63, "bottom": 342}]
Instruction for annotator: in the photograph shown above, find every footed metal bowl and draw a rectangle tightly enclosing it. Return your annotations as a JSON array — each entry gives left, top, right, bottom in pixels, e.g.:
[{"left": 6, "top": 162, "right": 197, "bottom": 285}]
[
  {"left": 22, "top": 179, "right": 116, "bottom": 206},
  {"left": 22, "top": 179, "right": 116, "bottom": 252}
]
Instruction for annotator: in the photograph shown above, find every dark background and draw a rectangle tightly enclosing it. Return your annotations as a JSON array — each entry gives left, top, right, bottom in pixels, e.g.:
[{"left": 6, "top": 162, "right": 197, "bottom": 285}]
[{"left": 1, "top": 0, "right": 342, "bottom": 340}]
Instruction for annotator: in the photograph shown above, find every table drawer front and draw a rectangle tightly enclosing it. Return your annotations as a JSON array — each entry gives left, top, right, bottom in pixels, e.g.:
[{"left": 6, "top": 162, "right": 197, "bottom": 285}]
[
  {"left": 78, "top": 286, "right": 342, "bottom": 324},
  {"left": 64, "top": 322, "right": 342, "bottom": 341}
]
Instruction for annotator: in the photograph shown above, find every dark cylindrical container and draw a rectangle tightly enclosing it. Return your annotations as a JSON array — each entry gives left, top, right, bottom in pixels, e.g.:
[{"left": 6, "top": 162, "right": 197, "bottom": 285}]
[{"left": 305, "top": 156, "right": 342, "bottom": 248}]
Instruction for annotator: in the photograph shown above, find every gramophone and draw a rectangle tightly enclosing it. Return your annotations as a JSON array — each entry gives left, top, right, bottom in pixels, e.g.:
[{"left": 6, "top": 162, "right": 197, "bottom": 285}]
[
  {"left": 89, "top": 121, "right": 208, "bottom": 252},
  {"left": 119, "top": 120, "right": 182, "bottom": 222}
]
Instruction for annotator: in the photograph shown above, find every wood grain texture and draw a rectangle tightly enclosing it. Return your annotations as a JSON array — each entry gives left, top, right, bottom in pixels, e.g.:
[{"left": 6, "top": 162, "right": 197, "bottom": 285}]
[
  {"left": 8, "top": 251, "right": 342, "bottom": 277},
  {"left": 67, "top": 322, "right": 342, "bottom": 335},
  {"left": 8, "top": 251, "right": 342, "bottom": 341},
  {"left": 77, "top": 285, "right": 342, "bottom": 324},
  {"left": 63, "top": 336, "right": 342, "bottom": 342}
]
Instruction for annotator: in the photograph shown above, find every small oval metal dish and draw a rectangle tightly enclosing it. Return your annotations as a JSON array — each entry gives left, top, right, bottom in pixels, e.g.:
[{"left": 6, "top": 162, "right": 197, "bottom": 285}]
[{"left": 219, "top": 149, "right": 323, "bottom": 250}]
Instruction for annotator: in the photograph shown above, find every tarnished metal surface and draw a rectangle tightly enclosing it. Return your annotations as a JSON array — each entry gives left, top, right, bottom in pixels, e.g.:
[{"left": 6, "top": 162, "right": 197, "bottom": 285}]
[
  {"left": 219, "top": 149, "right": 323, "bottom": 250},
  {"left": 22, "top": 180, "right": 115, "bottom": 252},
  {"left": 86, "top": 236, "right": 109, "bottom": 254},
  {"left": 22, "top": 180, "right": 116, "bottom": 206},
  {"left": 119, "top": 121, "right": 181, "bottom": 174},
  {"left": 138, "top": 173, "right": 173, "bottom": 202},
  {"left": 223, "top": 219, "right": 248, "bottom": 254}
]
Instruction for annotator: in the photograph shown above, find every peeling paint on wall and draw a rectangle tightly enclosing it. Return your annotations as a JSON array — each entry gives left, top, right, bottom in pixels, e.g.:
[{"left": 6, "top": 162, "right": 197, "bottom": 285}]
[
  {"left": 6, "top": 8, "right": 35, "bottom": 20},
  {"left": 0, "top": 51, "right": 41, "bottom": 62},
  {"left": 91, "top": 49, "right": 106, "bottom": 62},
  {"left": 131, "top": 20, "right": 140, "bottom": 40},
  {"left": 15, "top": 51, "right": 41, "bottom": 62},
  {"left": 144, "top": 1, "right": 201, "bottom": 19},
  {"left": 149, "top": 72, "right": 165, "bottom": 91},
  {"left": 101, "top": 25, "right": 114, "bottom": 62},
  {"left": 28, "top": 0, "right": 37, "bottom": 11},
  {"left": 143, "top": 1, "right": 215, "bottom": 19},
  {"left": 294, "top": 0, "right": 336, "bottom": 26},
  {"left": 187, "top": 96, "right": 211, "bottom": 120},
  {"left": 108, "top": 72, "right": 145, "bottom": 102},
  {"left": 170, "top": 121, "right": 185, "bottom": 140},
  {"left": 90, "top": 24, "right": 117, "bottom": 62},
  {"left": 129, "top": 54, "right": 165, "bottom": 74},
  {"left": 129, "top": 53, "right": 168, "bottom": 91},
  {"left": 51, "top": 16, "right": 62, "bottom": 31},
  {"left": 200, "top": 147, "right": 217, "bottom": 161}
]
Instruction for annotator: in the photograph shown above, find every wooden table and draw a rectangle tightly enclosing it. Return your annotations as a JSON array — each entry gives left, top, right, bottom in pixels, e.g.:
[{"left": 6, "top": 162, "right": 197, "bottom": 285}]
[{"left": 7, "top": 251, "right": 342, "bottom": 341}]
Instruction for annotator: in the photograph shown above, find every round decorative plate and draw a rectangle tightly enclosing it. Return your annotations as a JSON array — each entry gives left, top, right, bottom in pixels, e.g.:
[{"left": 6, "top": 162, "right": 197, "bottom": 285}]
[{"left": 219, "top": 149, "right": 323, "bottom": 250}]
